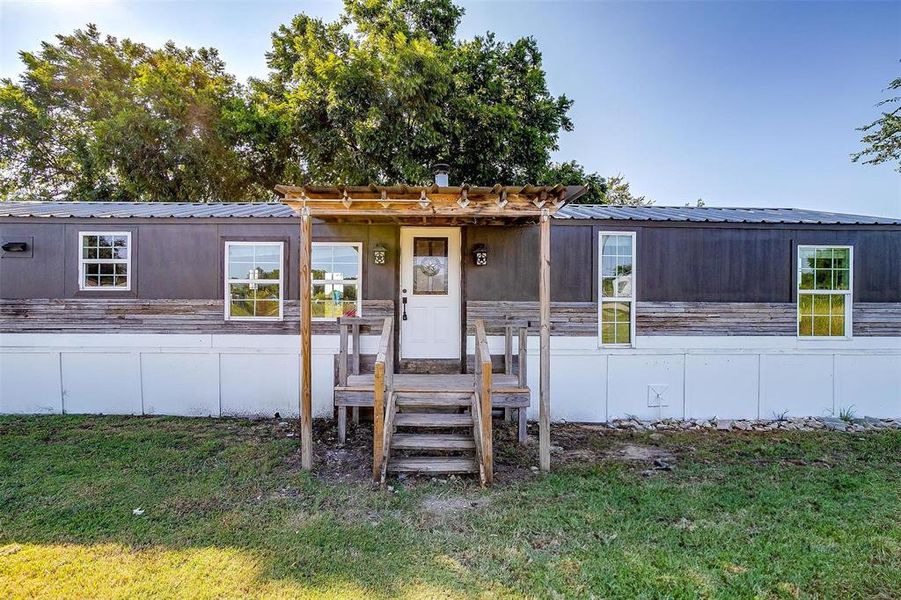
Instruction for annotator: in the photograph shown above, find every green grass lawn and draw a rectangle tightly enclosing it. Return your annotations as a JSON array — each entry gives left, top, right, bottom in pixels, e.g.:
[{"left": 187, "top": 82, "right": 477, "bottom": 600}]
[{"left": 0, "top": 416, "right": 898, "bottom": 599}]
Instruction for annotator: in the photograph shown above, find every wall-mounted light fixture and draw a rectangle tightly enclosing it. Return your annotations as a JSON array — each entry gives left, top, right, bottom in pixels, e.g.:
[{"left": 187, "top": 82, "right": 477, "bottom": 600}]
[
  {"left": 372, "top": 243, "right": 387, "bottom": 265},
  {"left": 472, "top": 243, "right": 488, "bottom": 266},
  {"left": 1, "top": 241, "right": 28, "bottom": 253}
]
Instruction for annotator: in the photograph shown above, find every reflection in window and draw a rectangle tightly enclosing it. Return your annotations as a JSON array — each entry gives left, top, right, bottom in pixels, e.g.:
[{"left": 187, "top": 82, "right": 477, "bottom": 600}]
[
  {"left": 599, "top": 233, "right": 635, "bottom": 345},
  {"left": 798, "top": 246, "right": 852, "bottom": 337},
  {"left": 413, "top": 237, "right": 448, "bottom": 295},
  {"left": 312, "top": 243, "right": 361, "bottom": 319},
  {"left": 225, "top": 242, "right": 284, "bottom": 320},
  {"left": 79, "top": 232, "right": 131, "bottom": 290}
]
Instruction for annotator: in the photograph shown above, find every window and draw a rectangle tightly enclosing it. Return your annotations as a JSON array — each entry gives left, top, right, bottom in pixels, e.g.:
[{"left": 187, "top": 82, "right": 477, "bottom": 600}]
[
  {"left": 598, "top": 232, "right": 636, "bottom": 346},
  {"left": 225, "top": 241, "right": 284, "bottom": 320},
  {"left": 412, "top": 237, "right": 448, "bottom": 295},
  {"left": 797, "top": 245, "right": 852, "bottom": 338},
  {"left": 79, "top": 232, "right": 131, "bottom": 290},
  {"left": 312, "top": 242, "right": 361, "bottom": 319}
]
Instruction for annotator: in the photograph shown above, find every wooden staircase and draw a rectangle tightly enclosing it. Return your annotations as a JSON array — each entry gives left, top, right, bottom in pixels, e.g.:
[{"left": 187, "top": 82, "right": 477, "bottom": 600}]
[
  {"left": 382, "top": 391, "right": 481, "bottom": 480},
  {"left": 370, "top": 318, "right": 496, "bottom": 486}
]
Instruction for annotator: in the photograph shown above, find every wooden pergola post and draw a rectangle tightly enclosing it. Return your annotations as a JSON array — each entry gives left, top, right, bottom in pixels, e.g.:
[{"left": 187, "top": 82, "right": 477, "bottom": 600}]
[
  {"left": 299, "top": 206, "right": 313, "bottom": 470},
  {"left": 538, "top": 207, "right": 551, "bottom": 472}
]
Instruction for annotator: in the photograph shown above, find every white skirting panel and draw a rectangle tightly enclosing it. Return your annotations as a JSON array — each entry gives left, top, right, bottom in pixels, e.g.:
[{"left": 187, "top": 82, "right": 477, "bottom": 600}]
[
  {"left": 0, "top": 333, "right": 379, "bottom": 418},
  {"left": 2, "top": 333, "right": 900, "bottom": 420},
  {"left": 511, "top": 336, "right": 901, "bottom": 421}
]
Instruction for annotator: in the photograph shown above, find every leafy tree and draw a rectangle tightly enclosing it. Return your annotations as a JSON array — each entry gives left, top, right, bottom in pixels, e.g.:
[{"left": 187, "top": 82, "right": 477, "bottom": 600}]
[
  {"left": 851, "top": 72, "right": 901, "bottom": 171},
  {"left": 251, "top": 0, "right": 576, "bottom": 187},
  {"left": 601, "top": 173, "right": 648, "bottom": 205},
  {"left": 0, "top": 25, "right": 259, "bottom": 201},
  {"left": 1, "top": 0, "right": 635, "bottom": 201},
  {"left": 540, "top": 161, "right": 649, "bottom": 204}
]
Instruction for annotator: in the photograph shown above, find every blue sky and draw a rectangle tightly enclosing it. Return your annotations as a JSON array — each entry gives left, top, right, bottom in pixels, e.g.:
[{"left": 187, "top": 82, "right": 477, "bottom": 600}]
[{"left": 1, "top": 0, "right": 899, "bottom": 216}]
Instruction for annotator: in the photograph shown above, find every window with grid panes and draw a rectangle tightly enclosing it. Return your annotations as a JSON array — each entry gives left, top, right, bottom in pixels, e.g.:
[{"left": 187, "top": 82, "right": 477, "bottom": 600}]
[
  {"left": 797, "top": 246, "right": 852, "bottom": 338},
  {"left": 79, "top": 232, "right": 131, "bottom": 290},
  {"left": 599, "top": 232, "right": 636, "bottom": 346},
  {"left": 225, "top": 241, "right": 284, "bottom": 320}
]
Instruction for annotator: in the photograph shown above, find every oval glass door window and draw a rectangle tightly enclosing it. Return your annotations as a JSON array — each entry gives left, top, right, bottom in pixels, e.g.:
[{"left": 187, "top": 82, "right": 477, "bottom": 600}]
[{"left": 413, "top": 237, "right": 448, "bottom": 295}]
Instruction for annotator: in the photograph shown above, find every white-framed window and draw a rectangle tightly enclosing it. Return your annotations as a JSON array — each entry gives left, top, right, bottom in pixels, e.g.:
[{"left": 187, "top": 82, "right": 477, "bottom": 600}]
[
  {"left": 598, "top": 231, "right": 636, "bottom": 346},
  {"left": 78, "top": 231, "right": 131, "bottom": 290},
  {"left": 797, "top": 245, "right": 853, "bottom": 338},
  {"left": 224, "top": 241, "right": 284, "bottom": 320},
  {"left": 312, "top": 242, "right": 362, "bottom": 319}
]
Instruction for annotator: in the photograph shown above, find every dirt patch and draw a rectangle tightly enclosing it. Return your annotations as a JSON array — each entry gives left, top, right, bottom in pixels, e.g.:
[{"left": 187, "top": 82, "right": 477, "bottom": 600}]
[
  {"left": 609, "top": 443, "right": 674, "bottom": 462},
  {"left": 274, "top": 418, "right": 684, "bottom": 486},
  {"left": 277, "top": 417, "right": 377, "bottom": 485},
  {"left": 421, "top": 495, "right": 490, "bottom": 515}
]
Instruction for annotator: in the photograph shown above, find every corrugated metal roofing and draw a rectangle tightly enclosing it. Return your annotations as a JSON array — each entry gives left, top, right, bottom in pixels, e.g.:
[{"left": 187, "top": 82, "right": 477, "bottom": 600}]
[
  {"left": 555, "top": 205, "right": 900, "bottom": 225},
  {"left": 0, "top": 201, "right": 296, "bottom": 218},
  {"left": 0, "top": 201, "right": 897, "bottom": 225}
]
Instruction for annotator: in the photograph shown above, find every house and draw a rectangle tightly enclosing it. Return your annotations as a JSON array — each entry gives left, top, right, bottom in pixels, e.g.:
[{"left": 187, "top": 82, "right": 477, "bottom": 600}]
[{"left": 1, "top": 180, "right": 899, "bottom": 482}]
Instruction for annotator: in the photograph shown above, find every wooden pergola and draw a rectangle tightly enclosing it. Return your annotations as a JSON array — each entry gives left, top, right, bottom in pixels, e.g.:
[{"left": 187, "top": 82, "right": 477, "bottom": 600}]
[{"left": 277, "top": 183, "right": 588, "bottom": 474}]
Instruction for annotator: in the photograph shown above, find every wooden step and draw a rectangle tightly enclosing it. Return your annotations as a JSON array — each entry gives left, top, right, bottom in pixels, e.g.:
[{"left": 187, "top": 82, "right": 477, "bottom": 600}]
[
  {"left": 394, "top": 413, "right": 473, "bottom": 428},
  {"left": 392, "top": 433, "right": 475, "bottom": 450},
  {"left": 387, "top": 456, "right": 478, "bottom": 473},
  {"left": 395, "top": 393, "right": 472, "bottom": 408}
]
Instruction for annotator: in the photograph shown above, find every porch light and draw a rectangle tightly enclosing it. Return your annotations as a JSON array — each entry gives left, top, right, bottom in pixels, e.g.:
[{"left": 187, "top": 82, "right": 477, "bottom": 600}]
[
  {"left": 372, "top": 243, "right": 388, "bottom": 265},
  {"left": 1, "top": 241, "right": 28, "bottom": 252},
  {"left": 472, "top": 243, "right": 488, "bottom": 266}
]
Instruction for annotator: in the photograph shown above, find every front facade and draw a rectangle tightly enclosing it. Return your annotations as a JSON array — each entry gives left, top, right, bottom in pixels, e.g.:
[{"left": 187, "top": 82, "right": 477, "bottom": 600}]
[{"left": 1, "top": 201, "right": 899, "bottom": 421}]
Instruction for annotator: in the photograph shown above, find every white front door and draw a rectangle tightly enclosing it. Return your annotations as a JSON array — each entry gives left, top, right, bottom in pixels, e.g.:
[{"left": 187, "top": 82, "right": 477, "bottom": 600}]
[{"left": 399, "top": 227, "right": 461, "bottom": 359}]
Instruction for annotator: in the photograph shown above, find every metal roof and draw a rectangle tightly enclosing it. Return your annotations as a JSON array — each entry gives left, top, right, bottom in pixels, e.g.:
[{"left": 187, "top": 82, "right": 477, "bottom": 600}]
[
  {"left": 1, "top": 201, "right": 897, "bottom": 225},
  {"left": 0, "top": 201, "right": 296, "bottom": 219},
  {"left": 555, "top": 205, "right": 900, "bottom": 225}
]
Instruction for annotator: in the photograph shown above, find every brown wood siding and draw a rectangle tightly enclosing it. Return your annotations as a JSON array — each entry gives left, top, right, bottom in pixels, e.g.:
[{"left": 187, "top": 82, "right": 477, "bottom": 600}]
[
  {"left": 2, "top": 218, "right": 899, "bottom": 310},
  {"left": 636, "top": 302, "right": 795, "bottom": 335},
  {"left": 2, "top": 298, "right": 896, "bottom": 337},
  {"left": 0, "top": 221, "right": 399, "bottom": 302},
  {"left": 853, "top": 303, "right": 901, "bottom": 336},
  {"left": 0, "top": 299, "right": 393, "bottom": 335},
  {"left": 460, "top": 222, "right": 901, "bottom": 304},
  {"left": 461, "top": 224, "right": 596, "bottom": 302},
  {"left": 463, "top": 226, "right": 537, "bottom": 301},
  {"left": 465, "top": 301, "right": 901, "bottom": 337}
]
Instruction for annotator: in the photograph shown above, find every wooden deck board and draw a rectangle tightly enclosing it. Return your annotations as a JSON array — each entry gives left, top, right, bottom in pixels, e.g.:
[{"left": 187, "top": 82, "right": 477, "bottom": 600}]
[
  {"left": 345, "top": 373, "right": 520, "bottom": 391},
  {"left": 335, "top": 373, "right": 530, "bottom": 408}
]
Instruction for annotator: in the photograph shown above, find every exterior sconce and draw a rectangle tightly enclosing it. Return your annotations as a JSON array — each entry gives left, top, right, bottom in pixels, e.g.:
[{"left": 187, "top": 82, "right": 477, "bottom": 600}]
[
  {"left": 372, "top": 243, "right": 387, "bottom": 265},
  {"left": 472, "top": 243, "right": 488, "bottom": 266},
  {"left": 2, "top": 241, "right": 28, "bottom": 252}
]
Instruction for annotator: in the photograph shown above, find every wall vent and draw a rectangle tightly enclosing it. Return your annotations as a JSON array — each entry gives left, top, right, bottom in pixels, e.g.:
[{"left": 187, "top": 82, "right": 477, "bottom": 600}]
[{"left": 647, "top": 384, "right": 669, "bottom": 408}]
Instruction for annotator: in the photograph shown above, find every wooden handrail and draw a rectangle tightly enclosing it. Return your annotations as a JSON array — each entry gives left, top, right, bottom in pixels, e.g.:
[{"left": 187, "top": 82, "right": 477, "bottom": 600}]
[
  {"left": 337, "top": 316, "right": 389, "bottom": 326},
  {"left": 505, "top": 326, "right": 513, "bottom": 375},
  {"left": 470, "top": 390, "right": 486, "bottom": 485},
  {"left": 517, "top": 326, "right": 528, "bottom": 388},
  {"left": 372, "top": 316, "right": 394, "bottom": 481},
  {"left": 380, "top": 389, "right": 397, "bottom": 484},
  {"left": 474, "top": 319, "right": 493, "bottom": 484}
]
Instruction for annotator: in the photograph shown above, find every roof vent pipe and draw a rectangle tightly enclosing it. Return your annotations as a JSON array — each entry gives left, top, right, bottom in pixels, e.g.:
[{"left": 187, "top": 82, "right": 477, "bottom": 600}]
[{"left": 432, "top": 163, "right": 449, "bottom": 187}]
